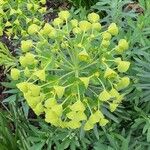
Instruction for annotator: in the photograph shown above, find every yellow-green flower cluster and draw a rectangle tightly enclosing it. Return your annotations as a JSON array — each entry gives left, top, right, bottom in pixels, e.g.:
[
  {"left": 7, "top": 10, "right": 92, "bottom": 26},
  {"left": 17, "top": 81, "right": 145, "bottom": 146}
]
[
  {"left": 0, "top": 0, "right": 46, "bottom": 38},
  {"left": 10, "top": 11, "right": 131, "bottom": 131}
]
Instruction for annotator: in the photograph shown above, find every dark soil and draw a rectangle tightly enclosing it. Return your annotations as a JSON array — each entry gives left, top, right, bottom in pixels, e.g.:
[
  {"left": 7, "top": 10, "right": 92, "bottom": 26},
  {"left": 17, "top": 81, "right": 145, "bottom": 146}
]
[{"left": 45, "top": 0, "right": 71, "bottom": 22}]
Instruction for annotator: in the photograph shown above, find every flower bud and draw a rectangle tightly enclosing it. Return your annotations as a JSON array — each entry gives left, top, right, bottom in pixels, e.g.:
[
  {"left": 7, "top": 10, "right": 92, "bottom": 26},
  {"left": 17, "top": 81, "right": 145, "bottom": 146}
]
[
  {"left": 72, "top": 27, "right": 81, "bottom": 34},
  {"left": 19, "top": 56, "right": 28, "bottom": 67},
  {"left": 34, "top": 70, "right": 46, "bottom": 81},
  {"left": 24, "top": 67, "right": 31, "bottom": 77},
  {"left": 70, "top": 100, "right": 85, "bottom": 112},
  {"left": 71, "top": 19, "right": 78, "bottom": 27},
  {"left": 25, "top": 53, "right": 35, "bottom": 65},
  {"left": 109, "top": 103, "right": 118, "bottom": 112},
  {"left": 109, "top": 88, "right": 120, "bottom": 98},
  {"left": 58, "top": 10, "right": 70, "bottom": 21},
  {"left": 68, "top": 121, "right": 81, "bottom": 129},
  {"left": 101, "top": 40, "right": 110, "bottom": 48},
  {"left": 16, "top": 9, "right": 22, "bottom": 15},
  {"left": 21, "top": 40, "right": 33, "bottom": 52},
  {"left": 108, "top": 23, "right": 118, "bottom": 35},
  {"left": 99, "top": 90, "right": 111, "bottom": 101},
  {"left": 27, "top": 3, "right": 33, "bottom": 10},
  {"left": 40, "top": 0, "right": 46, "bottom": 4},
  {"left": 92, "top": 23, "right": 101, "bottom": 31},
  {"left": 28, "top": 24, "right": 40, "bottom": 35},
  {"left": 33, "top": 4, "right": 39, "bottom": 11},
  {"left": 117, "top": 61, "right": 130, "bottom": 73},
  {"left": 53, "top": 18, "right": 63, "bottom": 27},
  {"left": 102, "top": 32, "right": 112, "bottom": 40},
  {"left": 54, "top": 86, "right": 65, "bottom": 99},
  {"left": 116, "top": 77, "right": 130, "bottom": 90},
  {"left": 5, "top": 21, "right": 11, "bottom": 27},
  {"left": 42, "top": 23, "right": 53, "bottom": 35},
  {"left": 88, "top": 110, "right": 102, "bottom": 124},
  {"left": 84, "top": 121, "right": 94, "bottom": 131},
  {"left": 38, "top": 7, "right": 47, "bottom": 13},
  {"left": 10, "top": 9, "right": 16, "bottom": 15},
  {"left": 29, "top": 84, "right": 41, "bottom": 97},
  {"left": 88, "top": 12, "right": 100, "bottom": 23},
  {"left": 51, "top": 104, "right": 63, "bottom": 116},
  {"left": 45, "top": 98, "right": 57, "bottom": 108},
  {"left": 99, "top": 118, "right": 109, "bottom": 126},
  {"left": 33, "top": 102, "right": 44, "bottom": 116},
  {"left": 17, "top": 82, "right": 28, "bottom": 93},
  {"left": 79, "top": 21, "right": 91, "bottom": 32},
  {"left": 104, "top": 68, "right": 117, "bottom": 79},
  {"left": 118, "top": 39, "right": 129, "bottom": 50},
  {"left": 79, "top": 77, "right": 90, "bottom": 88},
  {"left": 14, "top": 19, "right": 20, "bottom": 26},
  {"left": 10, "top": 68, "right": 20, "bottom": 80},
  {"left": 45, "top": 109, "right": 59, "bottom": 125},
  {"left": 78, "top": 50, "right": 89, "bottom": 61}
]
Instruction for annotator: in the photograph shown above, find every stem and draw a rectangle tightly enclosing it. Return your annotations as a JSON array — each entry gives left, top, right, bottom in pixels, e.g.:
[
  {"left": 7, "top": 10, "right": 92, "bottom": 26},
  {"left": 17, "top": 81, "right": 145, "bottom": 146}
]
[{"left": 97, "top": 78, "right": 105, "bottom": 90}]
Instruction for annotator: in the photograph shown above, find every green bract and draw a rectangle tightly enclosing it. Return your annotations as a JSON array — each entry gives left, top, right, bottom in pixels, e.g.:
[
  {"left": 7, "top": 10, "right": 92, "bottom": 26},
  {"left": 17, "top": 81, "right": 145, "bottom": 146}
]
[{"left": 10, "top": 11, "right": 131, "bottom": 131}]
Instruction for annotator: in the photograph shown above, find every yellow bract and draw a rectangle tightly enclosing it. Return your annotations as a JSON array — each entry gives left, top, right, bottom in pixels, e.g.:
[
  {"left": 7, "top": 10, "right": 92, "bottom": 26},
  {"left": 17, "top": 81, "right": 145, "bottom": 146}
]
[
  {"left": 34, "top": 70, "right": 46, "bottom": 81},
  {"left": 99, "top": 118, "right": 109, "bottom": 126},
  {"left": 118, "top": 39, "right": 129, "bottom": 50},
  {"left": 109, "top": 103, "right": 118, "bottom": 112},
  {"left": 116, "top": 77, "right": 130, "bottom": 90},
  {"left": 53, "top": 18, "right": 63, "bottom": 26},
  {"left": 79, "top": 21, "right": 91, "bottom": 32},
  {"left": 99, "top": 90, "right": 111, "bottom": 101},
  {"left": 54, "top": 86, "right": 65, "bottom": 99},
  {"left": 108, "top": 23, "right": 118, "bottom": 35},
  {"left": 58, "top": 10, "right": 70, "bottom": 21},
  {"left": 92, "top": 23, "right": 101, "bottom": 31},
  {"left": 21, "top": 40, "right": 33, "bottom": 52},
  {"left": 17, "top": 82, "right": 28, "bottom": 93},
  {"left": 78, "top": 50, "right": 89, "bottom": 61},
  {"left": 79, "top": 77, "right": 90, "bottom": 88},
  {"left": 71, "top": 19, "right": 78, "bottom": 27},
  {"left": 33, "top": 102, "right": 44, "bottom": 116},
  {"left": 70, "top": 100, "right": 85, "bottom": 112},
  {"left": 102, "top": 32, "right": 112, "bottom": 40},
  {"left": 88, "top": 12, "right": 100, "bottom": 23},
  {"left": 10, "top": 68, "right": 20, "bottom": 80},
  {"left": 28, "top": 24, "right": 40, "bottom": 35},
  {"left": 104, "top": 68, "right": 117, "bottom": 79},
  {"left": 101, "top": 40, "right": 110, "bottom": 48},
  {"left": 117, "top": 61, "right": 130, "bottom": 73}
]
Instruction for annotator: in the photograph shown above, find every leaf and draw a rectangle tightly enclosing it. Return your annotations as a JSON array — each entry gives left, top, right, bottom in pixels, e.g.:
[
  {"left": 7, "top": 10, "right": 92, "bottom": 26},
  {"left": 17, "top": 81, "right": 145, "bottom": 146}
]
[
  {"left": 93, "top": 125, "right": 99, "bottom": 140},
  {"left": 30, "top": 141, "right": 45, "bottom": 150},
  {"left": 102, "top": 107, "right": 119, "bottom": 123},
  {"left": 147, "top": 128, "right": 150, "bottom": 142},
  {"left": 2, "top": 95, "right": 16, "bottom": 103}
]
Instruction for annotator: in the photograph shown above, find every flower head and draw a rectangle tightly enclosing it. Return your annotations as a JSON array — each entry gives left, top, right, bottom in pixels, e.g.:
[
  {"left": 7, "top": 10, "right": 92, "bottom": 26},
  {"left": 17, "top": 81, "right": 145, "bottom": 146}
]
[
  {"left": 108, "top": 23, "right": 118, "bottom": 35},
  {"left": 10, "top": 68, "right": 20, "bottom": 80},
  {"left": 88, "top": 12, "right": 100, "bottom": 23}
]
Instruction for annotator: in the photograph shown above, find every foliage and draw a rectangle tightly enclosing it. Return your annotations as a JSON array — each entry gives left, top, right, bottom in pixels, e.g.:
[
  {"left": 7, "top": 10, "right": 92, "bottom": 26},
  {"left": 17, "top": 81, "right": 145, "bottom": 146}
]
[
  {"left": 0, "top": 42, "right": 15, "bottom": 68},
  {"left": 68, "top": 0, "right": 99, "bottom": 9}
]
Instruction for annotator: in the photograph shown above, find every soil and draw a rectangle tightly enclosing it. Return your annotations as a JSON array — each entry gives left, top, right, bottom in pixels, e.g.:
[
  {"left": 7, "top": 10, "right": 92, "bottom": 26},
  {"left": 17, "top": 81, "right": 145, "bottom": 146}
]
[{"left": 44, "top": 0, "right": 71, "bottom": 22}]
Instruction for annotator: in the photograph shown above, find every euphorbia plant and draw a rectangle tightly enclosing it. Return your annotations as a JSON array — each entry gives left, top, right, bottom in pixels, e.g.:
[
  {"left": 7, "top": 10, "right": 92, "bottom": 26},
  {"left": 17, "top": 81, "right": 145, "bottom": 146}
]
[{"left": 10, "top": 10, "right": 130, "bottom": 131}]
